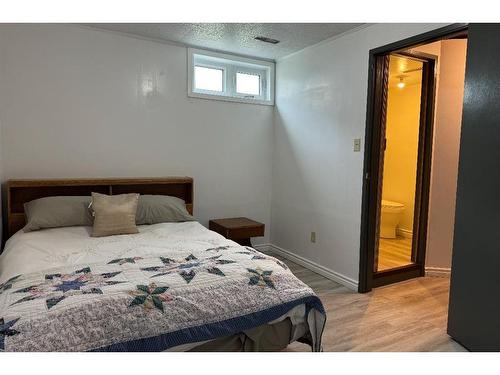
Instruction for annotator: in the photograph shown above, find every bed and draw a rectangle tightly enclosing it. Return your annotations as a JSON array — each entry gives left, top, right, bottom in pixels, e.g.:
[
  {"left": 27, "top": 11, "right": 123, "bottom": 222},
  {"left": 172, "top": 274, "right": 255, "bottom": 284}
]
[{"left": 0, "top": 178, "right": 325, "bottom": 352}]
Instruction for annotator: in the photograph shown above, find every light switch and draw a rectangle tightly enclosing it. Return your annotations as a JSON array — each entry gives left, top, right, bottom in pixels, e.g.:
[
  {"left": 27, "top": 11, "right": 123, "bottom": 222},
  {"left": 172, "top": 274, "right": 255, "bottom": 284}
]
[
  {"left": 353, "top": 138, "right": 361, "bottom": 152},
  {"left": 310, "top": 231, "right": 316, "bottom": 243}
]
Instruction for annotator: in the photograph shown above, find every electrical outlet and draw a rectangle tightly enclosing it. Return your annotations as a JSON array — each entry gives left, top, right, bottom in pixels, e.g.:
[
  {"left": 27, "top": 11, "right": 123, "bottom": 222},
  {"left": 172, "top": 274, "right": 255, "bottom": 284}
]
[
  {"left": 353, "top": 138, "right": 361, "bottom": 152},
  {"left": 310, "top": 231, "right": 316, "bottom": 243}
]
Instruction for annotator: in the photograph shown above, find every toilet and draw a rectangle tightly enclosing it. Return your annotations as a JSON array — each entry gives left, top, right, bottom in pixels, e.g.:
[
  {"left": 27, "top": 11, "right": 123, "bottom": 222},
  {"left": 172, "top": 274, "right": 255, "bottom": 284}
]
[{"left": 380, "top": 199, "right": 405, "bottom": 239}]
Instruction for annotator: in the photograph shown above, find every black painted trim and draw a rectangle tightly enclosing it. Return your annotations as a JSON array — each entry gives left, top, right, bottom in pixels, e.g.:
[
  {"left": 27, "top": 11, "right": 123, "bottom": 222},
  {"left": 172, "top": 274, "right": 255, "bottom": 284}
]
[
  {"left": 372, "top": 264, "right": 422, "bottom": 288},
  {"left": 370, "top": 24, "right": 469, "bottom": 56}
]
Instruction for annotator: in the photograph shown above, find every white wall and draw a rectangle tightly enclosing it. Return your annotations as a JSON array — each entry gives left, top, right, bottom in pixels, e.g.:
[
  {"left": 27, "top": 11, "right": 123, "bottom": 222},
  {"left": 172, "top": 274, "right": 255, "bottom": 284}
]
[
  {"left": 410, "top": 40, "right": 467, "bottom": 270},
  {"left": 0, "top": 25, "right": 274, "bottom": 242},
  {"left": 272, "top": 23, "right": 446, "bottom": 285},
  {"left": 425, "top": 39, "right": 467, "bottom": 269},
  {"left": 0, "top": 23, "right": 457, "bottom": 285}
]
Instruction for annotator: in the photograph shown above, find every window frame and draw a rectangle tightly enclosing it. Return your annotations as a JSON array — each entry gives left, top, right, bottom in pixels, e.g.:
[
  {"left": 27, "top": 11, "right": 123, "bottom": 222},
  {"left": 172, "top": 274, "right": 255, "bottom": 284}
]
[{"left": 188, "top": 48, "right": 275, "bottom": 106}]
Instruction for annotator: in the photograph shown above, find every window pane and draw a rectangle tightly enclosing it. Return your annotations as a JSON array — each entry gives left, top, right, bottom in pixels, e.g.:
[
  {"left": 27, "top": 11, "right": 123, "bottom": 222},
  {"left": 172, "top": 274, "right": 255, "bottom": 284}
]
[
  {"left": 236, "top": 72, "right": 260, "bottom": 95},
  {"left": 194, "top": 66, "right": 223, "bottom": 92}
]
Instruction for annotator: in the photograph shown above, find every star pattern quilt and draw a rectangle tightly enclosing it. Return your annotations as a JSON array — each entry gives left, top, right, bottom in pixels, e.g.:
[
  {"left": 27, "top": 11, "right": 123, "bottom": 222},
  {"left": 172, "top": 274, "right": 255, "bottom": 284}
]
[{"left": 0, "top": 222, "right": 325, "bottom": 351}]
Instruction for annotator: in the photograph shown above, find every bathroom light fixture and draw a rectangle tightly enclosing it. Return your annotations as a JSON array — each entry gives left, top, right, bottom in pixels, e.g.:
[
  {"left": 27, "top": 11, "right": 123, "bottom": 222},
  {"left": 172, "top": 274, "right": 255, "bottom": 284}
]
[{"left": 397, "top": 76, "right": 405, "bottom": 89}]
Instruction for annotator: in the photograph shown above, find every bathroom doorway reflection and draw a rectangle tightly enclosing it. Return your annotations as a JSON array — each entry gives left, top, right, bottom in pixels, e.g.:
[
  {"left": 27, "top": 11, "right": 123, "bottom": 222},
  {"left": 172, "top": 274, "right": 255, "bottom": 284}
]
[{"left": 375, "top": 54, "right": 424, "bottom": 272}]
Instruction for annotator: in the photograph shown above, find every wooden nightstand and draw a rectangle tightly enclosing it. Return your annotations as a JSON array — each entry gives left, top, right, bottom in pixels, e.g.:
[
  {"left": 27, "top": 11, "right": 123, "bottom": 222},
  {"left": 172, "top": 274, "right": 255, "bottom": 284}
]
[{"left": 209, "top": 217, "right": 265, "bottom": 246}]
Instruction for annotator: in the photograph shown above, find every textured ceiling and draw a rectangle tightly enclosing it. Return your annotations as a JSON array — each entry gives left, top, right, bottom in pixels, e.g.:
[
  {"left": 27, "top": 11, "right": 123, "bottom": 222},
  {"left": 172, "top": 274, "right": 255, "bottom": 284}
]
[
  {"left": 389, "top": 55, "right": 423, "bottom": 88},
  {"left": 84, "top": 23, "right": 365, "bottom": 60}
]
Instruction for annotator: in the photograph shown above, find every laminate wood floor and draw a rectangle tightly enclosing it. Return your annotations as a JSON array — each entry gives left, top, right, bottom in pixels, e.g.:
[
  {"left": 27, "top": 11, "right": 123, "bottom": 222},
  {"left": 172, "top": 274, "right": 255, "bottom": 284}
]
[
  {"left": 377, "top": 235, "right": 413, "bottom": 271},
  {"left": 267, "top": 252, "right": 466, "bottom": 352}
]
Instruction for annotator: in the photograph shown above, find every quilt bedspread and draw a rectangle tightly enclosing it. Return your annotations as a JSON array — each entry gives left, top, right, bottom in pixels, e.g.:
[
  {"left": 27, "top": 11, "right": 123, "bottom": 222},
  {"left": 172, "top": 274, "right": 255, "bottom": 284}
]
[{"left": 0, "top": 225, "right": 325, "bottom": 352}]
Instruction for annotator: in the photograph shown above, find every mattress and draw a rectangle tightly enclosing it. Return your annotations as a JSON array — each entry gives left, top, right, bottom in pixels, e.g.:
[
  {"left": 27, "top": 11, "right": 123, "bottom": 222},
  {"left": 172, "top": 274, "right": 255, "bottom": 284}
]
[{"left": 0, "top": 222, "right": 325, "bottom": 351}]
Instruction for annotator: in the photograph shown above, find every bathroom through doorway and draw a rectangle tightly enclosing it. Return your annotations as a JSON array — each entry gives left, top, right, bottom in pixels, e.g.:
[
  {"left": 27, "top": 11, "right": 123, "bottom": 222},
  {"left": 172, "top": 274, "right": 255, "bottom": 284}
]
[
  {"left": 359, "top": 24, "right": 468, "bottom": 291},
  {"left": 376, "top": 53, "right": 425, "bottom": 272}
]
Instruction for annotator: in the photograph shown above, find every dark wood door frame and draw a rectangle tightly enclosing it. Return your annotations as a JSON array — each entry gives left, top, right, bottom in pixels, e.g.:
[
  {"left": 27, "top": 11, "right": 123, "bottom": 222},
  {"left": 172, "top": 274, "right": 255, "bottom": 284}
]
[
  {"left": 372, "top": 54, "right": 435, "bottom": 288},
  {"left": 358, "top": 23, "right": 469, "bottom": 293},
  {"left": 408, "top": 54, "right": 435, "bottom": 269}
]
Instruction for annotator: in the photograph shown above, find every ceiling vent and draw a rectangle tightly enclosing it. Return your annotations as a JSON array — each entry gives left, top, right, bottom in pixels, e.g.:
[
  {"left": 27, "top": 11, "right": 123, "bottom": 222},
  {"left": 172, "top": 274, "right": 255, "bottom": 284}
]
[{"left": 254, "top": 36, "right": 280, "bottom": 44}]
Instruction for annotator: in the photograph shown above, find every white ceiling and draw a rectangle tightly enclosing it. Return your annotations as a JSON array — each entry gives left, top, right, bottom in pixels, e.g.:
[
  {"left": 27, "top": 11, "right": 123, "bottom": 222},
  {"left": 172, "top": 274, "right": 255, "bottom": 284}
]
[
  {"left": 389, "top": 55, "right": 423, "bottom": 88},
  {"left": 84, "top": 23, "right": 365, "bottom": 60}
]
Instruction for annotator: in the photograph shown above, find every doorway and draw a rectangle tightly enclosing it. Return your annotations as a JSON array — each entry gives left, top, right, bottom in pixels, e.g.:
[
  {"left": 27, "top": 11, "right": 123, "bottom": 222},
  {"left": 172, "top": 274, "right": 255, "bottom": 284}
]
[
  {"left": 359, "top": 24, "right": 468, "bottom": 292},
  {"left": 375, "top": 53, "right": 430, "bottom": 273}
]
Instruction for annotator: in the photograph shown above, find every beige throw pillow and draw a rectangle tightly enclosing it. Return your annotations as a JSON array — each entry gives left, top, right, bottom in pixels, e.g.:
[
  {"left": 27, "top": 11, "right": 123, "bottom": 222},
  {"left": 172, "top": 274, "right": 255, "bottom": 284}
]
[{"left": 90, "top": 192, "right": 139, "bottom": 237}]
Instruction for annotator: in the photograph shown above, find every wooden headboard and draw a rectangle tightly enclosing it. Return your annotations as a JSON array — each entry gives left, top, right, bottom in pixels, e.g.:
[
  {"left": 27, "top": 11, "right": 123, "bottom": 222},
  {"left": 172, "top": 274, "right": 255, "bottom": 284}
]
[{"left": 6, "top": 177, "right": 194, "bottom": 239}]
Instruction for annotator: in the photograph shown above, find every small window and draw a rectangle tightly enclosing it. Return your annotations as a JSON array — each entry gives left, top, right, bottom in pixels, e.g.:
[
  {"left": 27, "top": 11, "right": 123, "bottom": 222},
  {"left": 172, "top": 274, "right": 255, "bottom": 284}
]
[
  {"left": 188, "top": 48, "right": 274, "bottom": 105},
  {"left": 194, "top": 66, "right": 223, "bottom": 93},
  {"left": 236, "top": 72, "right": 260, "bottom": 96}
]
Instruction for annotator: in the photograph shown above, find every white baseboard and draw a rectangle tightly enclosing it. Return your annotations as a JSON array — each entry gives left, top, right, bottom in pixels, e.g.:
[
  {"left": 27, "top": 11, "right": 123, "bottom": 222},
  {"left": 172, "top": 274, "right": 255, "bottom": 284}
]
[
  {"left": 252, "top": 244, "right": 273, "bottom": 253},
  {"left": 254, "top": 243, "right": 358, "bottom": 291},
  {"left": 425, "top": 266, "right": 451, "bottom": 278},
  {"left": 396, "top": 228, "right": 413, "bottom": 239}
]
